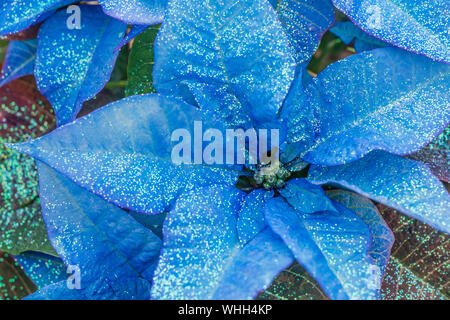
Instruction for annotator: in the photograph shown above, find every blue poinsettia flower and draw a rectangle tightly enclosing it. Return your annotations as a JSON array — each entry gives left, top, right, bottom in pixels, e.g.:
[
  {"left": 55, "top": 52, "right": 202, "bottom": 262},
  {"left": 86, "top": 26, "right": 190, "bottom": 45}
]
[{"left": 7, "top": 0, "right": 450, "bottom": 300}]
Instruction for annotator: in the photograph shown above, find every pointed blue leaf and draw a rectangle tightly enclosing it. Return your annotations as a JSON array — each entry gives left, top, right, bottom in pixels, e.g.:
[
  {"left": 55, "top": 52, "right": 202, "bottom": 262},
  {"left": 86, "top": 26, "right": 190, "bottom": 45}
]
[
  {"left": 274, "top": 0, "right": 335, "bottom": 63},
  {"left": 36, "top": 5, "right": 128, "bottom": 126},
  {"left": 330, "top": 21, "right": 389, "bottom": 53},
  {"left": 153, "top": 0, "right": 296, "bottom": 128},
  {"left": 279, "top": 64, "right": 317, "bottom": 163},
  {"left": 0, "top": 0, "right": 73, "bottom": 36},
  {"left": 0, "top": 39, "right": 37, "bottom": 87},
  {"left": 98, "top": 0, "right": 166, "bottom": 25},
  {"left": 26, "top": 281, "right": 87, "bottom": 300},
  {"left": 326, "top": 190, "right": 394, "bottom": 276},
  {"left": 14, "top": 252, "right": 67, "bottom": 289},
  {"left": 152, "top": 185, "right": 293, "bottom": 300},
  {"left": 237, "top": 189, "right": 273, "bottom": 245},
  {"left": 265, "top": 196, "right": 378, "bottom": 300},
  {"left": 279, "top": 178, "right": 338, "bottom": 214},
  {"left": 28, "top": 162, "right": 162, "bottom": 300},
  {"left": 332, "top": 0, "right": 450, "bottom": 63},
  {"left": 302, "top": 47, "right": 450, "bottom": 165},
  {"left": 8, "top": 94, "right": 240, "bottom": 215},
  {"left": 309, "top": 151, "right": 450, "bottom": 234}
]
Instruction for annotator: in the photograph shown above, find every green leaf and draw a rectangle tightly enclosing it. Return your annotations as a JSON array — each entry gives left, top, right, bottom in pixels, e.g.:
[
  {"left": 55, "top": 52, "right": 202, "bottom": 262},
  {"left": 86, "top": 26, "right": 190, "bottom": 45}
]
[
  {"left": 0, "top": 251, "right": 37, "bottom": 300},
  {"left": 125, "top": 25, "right": 160, "bottom": 97},
  {"left": 378, "top": 205, "right": 449, "bottom": 300},
  {"left": 0, "top": 80, "right": 56, "bottom": 255}
]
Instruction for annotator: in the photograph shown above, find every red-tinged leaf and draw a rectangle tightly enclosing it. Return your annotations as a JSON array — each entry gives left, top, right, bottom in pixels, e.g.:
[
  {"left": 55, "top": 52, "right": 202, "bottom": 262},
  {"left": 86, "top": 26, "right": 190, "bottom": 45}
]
[
  {"left": 0, "top": 79, "right": 56, "bottom": 255},
  {"left": 0, "top": 24, "right": 40, "bottom": 41},
  {"left": 379, "top": 205, "right": 449, "bottom": 300},
  {"left": 408, "top": 126, "right": 449, "bottom": 183},
  {"left": 0, "top": 251, "right": 37, "bottom": 300}
]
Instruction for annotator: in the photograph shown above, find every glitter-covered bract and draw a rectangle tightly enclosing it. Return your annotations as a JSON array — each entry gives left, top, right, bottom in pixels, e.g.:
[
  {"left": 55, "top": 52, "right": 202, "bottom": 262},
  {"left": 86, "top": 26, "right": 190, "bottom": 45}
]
[
  {"left": 330, "top": 21, "right": 389, "bottom": 53},
  {"left": 332, "top": 0, "right": 450, "bottom": 63},
  {"left": 279, "top": 178, "right": 338, "bottom": 214},
  {"left": 2, "top": 0, "right": 450, "bottom": 301},
  {"left": 9, "top": 95, "right": 241, "bottom": 215},
  {"left": 98, "top": 0, "right": 166, "bottom": 25},
  {"left": 0, "top": 0, "right": 74, "bottom": 36},
  {"left": 265, "top": 196, "right": 377, "bottom": 300},
  {"left": 236, "top": 189, "right": 272, "bottom": 245},
  {"left": 327, "top": 190, "right": 395, "bottom": 275},
  {"left": 273, "top": 0, "right": 335, "bottom": 63}
]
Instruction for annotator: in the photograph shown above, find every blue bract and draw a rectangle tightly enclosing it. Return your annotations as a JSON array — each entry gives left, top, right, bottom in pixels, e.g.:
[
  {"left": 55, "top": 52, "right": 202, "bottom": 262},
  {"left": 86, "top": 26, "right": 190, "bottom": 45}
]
[
  {"left": 3, "top": 0, "right": 450, "bottom": 300},
  {"left": 330, "top": 21, "right": 388, "bottom": 53},
  {"left": 271, "top": 0, "right": 335, "bottom": 63},
  {"left": 35, "top": 5, "right": 127, "bottom": 126},
  {"left": 0, "top": 0, "right": 74, "bottom": 36},
  {"left": 301, "top": 47, "right": 450, "bottom": 165},
  {"left": 0, "top": 39, "right": 37, "bottom": 87},
  {"left": 0, "top": 1, "right": 165, "bottom": 36},
  {"left": 332, "top": 0, "right": 450, "bottom": 63},
  {"left": 98, "top": 0, "right": 166, "bottom": 25}
]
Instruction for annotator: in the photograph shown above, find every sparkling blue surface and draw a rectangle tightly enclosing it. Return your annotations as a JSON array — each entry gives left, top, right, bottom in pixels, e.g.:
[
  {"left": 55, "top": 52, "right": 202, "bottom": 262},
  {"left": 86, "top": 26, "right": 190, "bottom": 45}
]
[
  {"left": 279, "top": 64, "right": 316, "bottom": 163},
  {"left": 0, "top": 39, "right": 37, "bottom": 87},
  {"left": 330, "top": 21, "right": 389, "bottom": 53},
  {"left": 28, "top": 163, "right": 161, "bottom": 300},
  {"left": 237, "top": 189, "right": 272, "bottom": 245},
  {"left": 332, "top": 0, "right": 450, "bottom": 63},
  {"left": 0, "top": 0, "right": 73, "bottom": 35},
  {"left": 303, "top": 47, "right": 450, "bottom": 165},
  {"left": 152, "top": 184, "right": 293, "bottom": 300},
  {"left": 265, "top": 196, "right": 377, "bottom": 300},
  {"left": 4, "top": 0, "right": 449, "bottom": 301},
  {"left": 279, "top": 178, "right": 338, "bottom": 214},
  {"left": 99, "top": 0, "right": 166, "bottom": 25},
  {"left": 9, "top": 95, "right": 241, "bottom": 215},
  {"left": 36, "top": 5, "right": 127, "bottom": 126},
  {"left": 326, "top": 190, "right": 394, "bottom": 276},
  {"left": 274, "top": 0, "right": 335, "bottom": 63},
  {"left": 309, "top": 151, "right": 450, "bottom": 233}
]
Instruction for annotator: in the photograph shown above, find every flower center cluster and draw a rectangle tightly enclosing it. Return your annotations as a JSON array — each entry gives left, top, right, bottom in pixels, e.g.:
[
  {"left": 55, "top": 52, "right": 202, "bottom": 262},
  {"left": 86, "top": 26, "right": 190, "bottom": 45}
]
[{"left": 253, "top": 161, "right": 291, "bottom": 190}]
